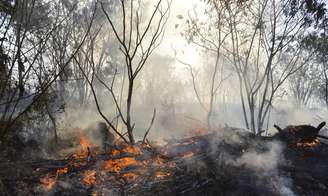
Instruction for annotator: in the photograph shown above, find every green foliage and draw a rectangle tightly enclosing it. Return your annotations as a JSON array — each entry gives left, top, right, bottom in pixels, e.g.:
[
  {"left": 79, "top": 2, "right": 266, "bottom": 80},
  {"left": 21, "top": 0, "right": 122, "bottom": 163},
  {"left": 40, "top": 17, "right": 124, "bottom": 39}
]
[
  {"left": 302, "top": 34, "right": 328, "bottom": 62},
  {"left": 288, "top": 0, "right": 327, "bottom": 27}
]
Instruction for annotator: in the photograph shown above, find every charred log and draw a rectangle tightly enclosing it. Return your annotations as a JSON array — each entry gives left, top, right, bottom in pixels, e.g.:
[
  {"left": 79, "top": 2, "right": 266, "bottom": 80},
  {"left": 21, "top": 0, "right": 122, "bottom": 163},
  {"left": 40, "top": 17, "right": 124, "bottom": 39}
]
[{"left": 273, "top": 121, "right": 326, "bottom": 141}]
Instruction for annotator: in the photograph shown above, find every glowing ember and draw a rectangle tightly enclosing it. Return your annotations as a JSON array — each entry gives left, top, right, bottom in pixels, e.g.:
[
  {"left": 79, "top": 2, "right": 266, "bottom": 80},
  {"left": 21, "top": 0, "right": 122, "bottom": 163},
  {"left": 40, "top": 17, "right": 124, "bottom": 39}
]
[
  {"left": 104, "top": 157, "right": 138, "bottom": 173},
  {"left": 109, "top": 145, "right": 141, "bottom": 157},
  {"left": 111, "top": 149, "right": 121, "bottom": 156},
  {"left": 40, "top": 138, "right": 177, "bottom": 191},
  {"left": 56, "top": 167, "right": 68, "bottom": 174},
  {"left": 123, "top": 172, "right": 139, "bottom": 181},
  {"left": 40, "top": 174, "right": 56, "bottom": 190},
  {"left": 155, "top": 171, "right": 171, "bottom": 178},
  {"left": 295, "top": 138, "right": 320, "bottom": 148},
  {"left": 82, "top": 170, "right": 97, "bottom": 186},
  {"left": 122, "top": 145, "right": 141, "bottom": 155}
]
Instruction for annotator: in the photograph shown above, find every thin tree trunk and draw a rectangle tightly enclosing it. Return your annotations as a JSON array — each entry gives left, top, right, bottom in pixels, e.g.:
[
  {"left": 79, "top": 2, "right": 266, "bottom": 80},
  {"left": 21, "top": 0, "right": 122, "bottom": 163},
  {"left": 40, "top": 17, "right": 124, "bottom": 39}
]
[
  {"left": 324, "top": 67, "right": 328, "bottom": 108},
  {"left": 46, "top": 103, "right": 57, "bottom": 144},
  {"left": 126, "top": 77, "right": 135, "bottom": 144}
]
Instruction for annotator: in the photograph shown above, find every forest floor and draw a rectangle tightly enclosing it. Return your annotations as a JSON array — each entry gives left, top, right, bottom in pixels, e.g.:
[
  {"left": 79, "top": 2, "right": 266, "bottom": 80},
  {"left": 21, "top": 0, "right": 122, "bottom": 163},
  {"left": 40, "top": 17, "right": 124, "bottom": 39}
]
[{"left": 1, "top": 127, "right": 328, "bottom": 196}]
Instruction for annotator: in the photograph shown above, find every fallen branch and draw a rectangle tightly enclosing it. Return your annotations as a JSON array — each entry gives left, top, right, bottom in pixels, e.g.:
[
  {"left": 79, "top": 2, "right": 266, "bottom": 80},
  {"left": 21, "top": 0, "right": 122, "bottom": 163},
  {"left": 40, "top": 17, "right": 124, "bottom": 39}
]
[{"left": 273, "top": 124, "right": 283, "bottom": 132}]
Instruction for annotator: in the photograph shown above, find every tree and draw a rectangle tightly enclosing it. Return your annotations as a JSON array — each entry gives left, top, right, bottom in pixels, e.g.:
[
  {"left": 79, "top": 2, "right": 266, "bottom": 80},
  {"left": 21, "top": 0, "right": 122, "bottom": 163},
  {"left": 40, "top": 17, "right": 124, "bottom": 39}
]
[
  {"left": 77, "top": 0, "right": 171, "bottom": 144},
  {"left": 0, "top": 0, "right": 96, "bottom": 142},
  {"left": 300, "top": 31, "right": 328, "bottom": 106},
  {"left": 289, "top": 60, "right": 321, "bottom": 107},
  {"left": 182, "top": 0, "right": 320, "bottom": 134},
  {"left": 178, "top": 0, "right": 231, "bottom": 131}
]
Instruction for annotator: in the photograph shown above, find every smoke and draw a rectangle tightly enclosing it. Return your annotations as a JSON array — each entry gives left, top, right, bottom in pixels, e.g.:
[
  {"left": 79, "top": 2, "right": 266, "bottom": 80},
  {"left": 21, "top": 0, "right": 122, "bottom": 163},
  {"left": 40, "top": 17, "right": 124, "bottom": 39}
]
[
  {"left": 223, "top": 139, "right": 295, "bottom": 196},
  {"left": 232, "top": 141, "right": 284, "bottom": 171}
]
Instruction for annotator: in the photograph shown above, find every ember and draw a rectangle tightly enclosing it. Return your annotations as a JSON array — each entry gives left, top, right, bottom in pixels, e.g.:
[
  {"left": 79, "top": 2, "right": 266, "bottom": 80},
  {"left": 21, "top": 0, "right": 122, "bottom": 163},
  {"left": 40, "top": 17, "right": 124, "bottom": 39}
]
[
  {"left": 56, "top": 167, "right": 68, "bottom": 174},
  {"left": 82, "top": 170, "right": 96, "bottom": 186},
  {"left": 274, "top": 122, "right": 326, "bottom": 149},
  {"left": 40, "top": 174, "right": 56, "bottom": 190},
  {"left": 294, "top": 138, "right": 321, "bottom": 148},
  {"left": 121, "top": 145, "right": 141, "bottom": 155},
  {"left": 104, "top": 157, "right": 138, "bottom": 173},
  {"left": 4, "top": 127, "right": 328, "bottom": 195},
  {"left": 123, "top": 172, "right": 139, "bottom": 181},
  {"left": 111, "top": 149, "right": 120, "bottom": 156},
  {"left": 3, "top": 0, "right": 328, "bottom": 195},
  {"left": 155, "top": 171, "right": 171, "bottom": 178}
]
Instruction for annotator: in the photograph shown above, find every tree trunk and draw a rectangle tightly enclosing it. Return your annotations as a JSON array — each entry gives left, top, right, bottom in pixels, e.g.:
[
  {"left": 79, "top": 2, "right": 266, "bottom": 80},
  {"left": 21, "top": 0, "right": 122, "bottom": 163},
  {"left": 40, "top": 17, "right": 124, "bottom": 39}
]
[
  {"left": 126, "top": 78, "right": 135, "bottom": 144},
  {"left": 324, "top": 68, "right": 328, "bottom": 108}
]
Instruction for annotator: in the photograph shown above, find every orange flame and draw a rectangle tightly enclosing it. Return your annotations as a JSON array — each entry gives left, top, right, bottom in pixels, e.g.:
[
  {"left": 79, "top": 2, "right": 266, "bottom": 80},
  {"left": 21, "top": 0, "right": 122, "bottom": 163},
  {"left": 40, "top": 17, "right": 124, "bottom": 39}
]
[
  {"left": 40, "top": 174, "right": 56, "bottom": 190},
  {"left": 41, "top": 136, "right": 180, "bottom": 190},
  {"left": 121, "top": 145, "right": 141, "bottom": 155},
  {"left": 40, "top": 167, "right": 69, "bottom": 190},
  {"left": 123, "top": 172, "right": 139, "bottom": 181},
  {"left": 71, "top": 133, "right": 94, "bottom": 160},
  {"left": 56, "top": 167, "right": 68, "bottom": 175},
  {"left": 111, "top": 149, "right": 121, "bottom": 156},
  {"left": 82, "top": 170, "right": 96, "bottom": 186},
  {"left": 79, "top": 134, "right": 91, "bottom": 151},
  {"left": 155, "top": 171, "right": 171, "bottom": 178},
  {"left": 104, "top": 157, "right": 138, "bottom": 173}
]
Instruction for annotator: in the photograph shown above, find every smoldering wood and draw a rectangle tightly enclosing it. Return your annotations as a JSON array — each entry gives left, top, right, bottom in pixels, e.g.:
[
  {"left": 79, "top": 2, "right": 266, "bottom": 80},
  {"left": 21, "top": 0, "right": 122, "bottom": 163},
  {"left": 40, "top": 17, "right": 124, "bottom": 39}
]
[
  {"left": 273, "top": 121, "right": 327, "bottom": 142},
  {"left": 2, "top": 125, "right": 328, "bottom": 195}
]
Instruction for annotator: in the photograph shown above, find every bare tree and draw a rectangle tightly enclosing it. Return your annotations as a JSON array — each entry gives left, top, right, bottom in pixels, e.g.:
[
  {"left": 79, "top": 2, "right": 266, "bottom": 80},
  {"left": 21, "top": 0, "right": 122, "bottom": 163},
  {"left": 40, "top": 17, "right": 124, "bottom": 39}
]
[
  {"left": 183, "top": 0, "right": 316, "bottom": 134},
  {"left": 77, "top": 0, "right": 171, "bottom": 144},
  {"left": 222, "top": 0, "right": 315, "bottom": 134},
  {"left": 178, "top": 1, "right": 231, "bottom": 131},
  {"left": 289, "top": 60, "right": 321, "bottom": 107}
]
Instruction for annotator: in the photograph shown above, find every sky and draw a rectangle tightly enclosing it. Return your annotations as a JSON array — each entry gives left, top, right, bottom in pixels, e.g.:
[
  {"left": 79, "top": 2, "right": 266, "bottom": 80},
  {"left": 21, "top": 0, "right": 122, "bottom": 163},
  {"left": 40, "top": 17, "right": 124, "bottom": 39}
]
[{"left": 155, "top": 0, "right": 206, "bottom": 74}]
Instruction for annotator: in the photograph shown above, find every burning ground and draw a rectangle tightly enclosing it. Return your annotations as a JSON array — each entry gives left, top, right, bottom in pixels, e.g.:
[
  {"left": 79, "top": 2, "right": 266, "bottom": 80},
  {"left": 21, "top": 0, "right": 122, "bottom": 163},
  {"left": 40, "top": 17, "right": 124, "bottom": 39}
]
[{"left": 1, "top": 125, "right": 328, "bottom": 196}]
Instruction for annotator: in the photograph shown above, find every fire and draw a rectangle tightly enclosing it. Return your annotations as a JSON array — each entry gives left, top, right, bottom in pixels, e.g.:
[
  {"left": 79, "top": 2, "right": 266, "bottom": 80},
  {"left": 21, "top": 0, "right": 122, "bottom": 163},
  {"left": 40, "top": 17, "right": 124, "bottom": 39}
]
[
  {"left": 155, "top": 171, "right": 171, "bottom": 178},
  {"left": 79, "top": 134, "right": 91, "bottom": 151},
  {"left": 123, "top": 172, "right": 139, "bottom": 181},
  {"left": 122, "top": 145, "right": 141, "bottom": 155},
  {"left": 56, "top": 167, "right": 68, "bottom": 174},
  {"left": 294, "top": 138, "right": 320, "bottom": 148},
  {"left": 104, "top": 157, "right": 138, "bottom": 173},
  {"left": 40, "top": 174, "right": 56, "bottom": 190},
  {"left": 70, "top": 133, "right": 97, "bottom": 160},
  {"left": 110, "top": 145, "right": 141, "bottom": 156},
  {"left": 39, "top": 132, "right": 183, "bottom": 192},
  {"left": 40, "top": 167, "right": 69, "bottom": 190},
  {"left": 111, "top": 149, "right": 121, "bottom": 156},
  {"left": 82, "top": 170, "right": 96, "bottom": 186}
]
